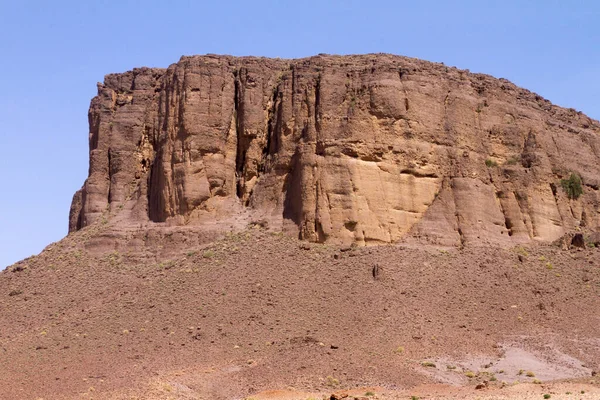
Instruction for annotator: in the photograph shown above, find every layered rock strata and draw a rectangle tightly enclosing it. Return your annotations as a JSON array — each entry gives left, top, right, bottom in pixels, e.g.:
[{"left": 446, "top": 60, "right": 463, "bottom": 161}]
[{"left": 70, "top": 54, "right": 600, "bottom": 246}]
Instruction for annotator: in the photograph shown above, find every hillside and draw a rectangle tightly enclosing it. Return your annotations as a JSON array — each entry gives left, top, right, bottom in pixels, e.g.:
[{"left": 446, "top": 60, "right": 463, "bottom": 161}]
[
  {"left": 2, "top": 53, "right": 600, "bottom": 399},
  {"left": 1, "top": 226, "right": 599, "bottom": 399}
]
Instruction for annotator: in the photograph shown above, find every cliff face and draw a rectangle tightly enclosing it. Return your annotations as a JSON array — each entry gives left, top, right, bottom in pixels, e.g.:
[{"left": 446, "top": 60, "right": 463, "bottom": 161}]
[{"left": 69, "top": 54, "right": 600, "bottom": 246}]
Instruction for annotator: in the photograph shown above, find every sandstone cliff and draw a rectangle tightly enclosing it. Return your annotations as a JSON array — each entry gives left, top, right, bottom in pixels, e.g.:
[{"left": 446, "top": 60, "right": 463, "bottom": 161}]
[{"left": 69, "top": 54, "right": 600, "bottom": 246}]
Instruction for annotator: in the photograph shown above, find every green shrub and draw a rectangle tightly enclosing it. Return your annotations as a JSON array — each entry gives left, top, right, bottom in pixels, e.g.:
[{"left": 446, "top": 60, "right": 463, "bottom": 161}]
[
  {"left": 560, "top": 173, "right": 583, "bottom": 199},
  {"left": 505, "top": 156, "right": 519, "bottom": 165},
  {"left": 202, "top": 250, "right": 215, "bottom": 258},
  {"left": 485, "top": 159, "right": 497, "bottom": 167}
]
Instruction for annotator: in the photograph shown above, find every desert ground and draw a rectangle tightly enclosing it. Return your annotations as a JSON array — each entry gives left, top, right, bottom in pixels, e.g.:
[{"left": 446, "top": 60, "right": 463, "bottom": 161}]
[{"left": 1, "top": 226, "right": 598, "bottom": 399}]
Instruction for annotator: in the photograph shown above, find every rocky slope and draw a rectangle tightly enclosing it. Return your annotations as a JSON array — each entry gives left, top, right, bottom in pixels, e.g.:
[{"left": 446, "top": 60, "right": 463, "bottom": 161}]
[
  {"left": 4, "top": 53, "right": 600, "bottom": 400},
  {"left": 69, "top": 54, "right": 600, "bottom": 247},
  {"left": 1, "top": 228, "right": 599, "bottom": 399}
]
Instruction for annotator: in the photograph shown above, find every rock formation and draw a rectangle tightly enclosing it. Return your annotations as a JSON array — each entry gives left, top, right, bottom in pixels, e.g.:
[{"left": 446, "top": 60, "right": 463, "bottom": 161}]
[{"left": 69, "top": 54, "right": 600, "bottom": 246}]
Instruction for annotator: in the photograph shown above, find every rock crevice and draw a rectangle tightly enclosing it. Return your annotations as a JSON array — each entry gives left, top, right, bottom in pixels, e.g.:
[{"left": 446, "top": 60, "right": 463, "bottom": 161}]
[{"left": 69, "top": 54, "right": 600, "bottom": 246}]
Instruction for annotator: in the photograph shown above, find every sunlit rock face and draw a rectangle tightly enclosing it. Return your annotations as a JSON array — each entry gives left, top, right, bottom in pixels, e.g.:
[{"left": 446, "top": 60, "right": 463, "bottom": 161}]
[{"left": 70, "top": 54, "right": 600, "bottom": 247}]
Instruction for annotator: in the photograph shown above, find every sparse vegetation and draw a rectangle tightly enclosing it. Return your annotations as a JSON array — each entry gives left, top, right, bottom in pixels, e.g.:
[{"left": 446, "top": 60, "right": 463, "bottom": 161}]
[
  {"left": 158, "top": 260, "right": 175, "bottom": 270},
  {"left": 326, "top": 375, "right": 340, "bottom": 386},
  {"left": 105, "top": 251, "right": 121, "bottom": 266},
  {"left": 6, "top": 52, "right": 600, "bottom": 400},
  {"left": 505, "top": 156, "right": 519, "bottom": 165},
  {"left": 202, "top": 250, "right": 215, "bottom": 258},
  {"left": 560, "top": 173, "right": 583, "bottom": 200},
  {"left": 485, "top": 158, "right": 497, "bottom": 167},
  {"left": 516, "top": 246, "right": 529, "bottom": 257},
  {"left": 544, "top": 395, "right": 551, "bottom": 399}
]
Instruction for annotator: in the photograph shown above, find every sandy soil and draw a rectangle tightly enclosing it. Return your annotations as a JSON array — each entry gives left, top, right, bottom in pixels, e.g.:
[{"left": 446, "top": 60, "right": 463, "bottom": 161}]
[{"left": 1, "top": 227, "right": 598, "bottom": 399}]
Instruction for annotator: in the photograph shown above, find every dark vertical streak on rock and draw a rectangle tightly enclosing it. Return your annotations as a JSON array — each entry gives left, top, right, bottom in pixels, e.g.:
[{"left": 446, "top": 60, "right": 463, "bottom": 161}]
[
  {"left": 314, "top": 178, "right": 326, "bottom": 243},
  {"left": 68, "top": 189, "right": 84, "bottom": 233},
  {"left": 442, "top": 91, "right": 451, "bottom": 134},
  {"left": 234, "top": 69, "right": 247, "bottom": 199},
  {"left": 161, "top": 80, "right": 170, "bottom": 133},
  {"left": 550, "top": 183, "right": 567, "bottom": 227},
  {"left": 88, "top": 110, "right": 100, "bottom": 154},
  {"left": 262, "top": 83, "right": 280, "bottom": 174},
  {"left": 291, "top": 66, "right": 296, "bottom": 115},
  {"left": 314, "top": 74, "right": 321, "bottom": 138},
  {"left": 496, "top": 190, "right": 513, "bottom": 237},
  {"left": 282, "top": 151, "right": 303, "bottom": 231},
  {"left": 148, "top": 77, "right": 170, "bottom": 223},
  {"left": 107, "top": 149, "right": 112, "bottom": 205},
  {"left": 451, "top": 178, "right": 466, "bottom": 247}
]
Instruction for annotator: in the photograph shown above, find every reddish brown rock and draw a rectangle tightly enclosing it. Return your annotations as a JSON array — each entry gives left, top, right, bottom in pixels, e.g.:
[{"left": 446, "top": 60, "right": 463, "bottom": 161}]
[
  {"left": 70, "top": 54, "right": 600, "bottom": 247},
  {"left": 571, "top": 233, "right": 586, "bottom": 248}
]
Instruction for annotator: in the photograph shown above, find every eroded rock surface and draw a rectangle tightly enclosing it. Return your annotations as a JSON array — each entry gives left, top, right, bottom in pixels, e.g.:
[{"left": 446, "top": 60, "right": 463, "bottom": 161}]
[{"left": 70, "top": 54, "right": 600, "bottom": 246}]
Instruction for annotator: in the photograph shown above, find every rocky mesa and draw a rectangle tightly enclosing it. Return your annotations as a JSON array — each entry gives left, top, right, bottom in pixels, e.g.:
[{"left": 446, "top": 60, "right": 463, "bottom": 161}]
[{"left": 69, "top": 53, "right": 600, "bottom": 247}]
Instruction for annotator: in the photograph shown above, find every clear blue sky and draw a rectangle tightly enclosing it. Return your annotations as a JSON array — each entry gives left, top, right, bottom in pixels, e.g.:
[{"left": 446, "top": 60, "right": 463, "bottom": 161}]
[{"left": 0, "top": 0, "right": 598, "bottom": 268}]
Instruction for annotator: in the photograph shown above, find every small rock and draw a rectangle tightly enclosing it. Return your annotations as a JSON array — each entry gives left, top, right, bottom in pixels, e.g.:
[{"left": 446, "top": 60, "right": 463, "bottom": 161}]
[
  {"left": 330, "top": 394, "right": 348, "bottom": 400},
  {"left": 571, "top": 233, "right": 586, "bottom": 249},
  {"left": 299, "top": 243, "right": 311, "bottom": 250},
  {"left": 588, "top": 232, "right": 600, "bottom": 247},
  {"left": 372, "top": 264, "right": 380, "bottom": 280}
]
